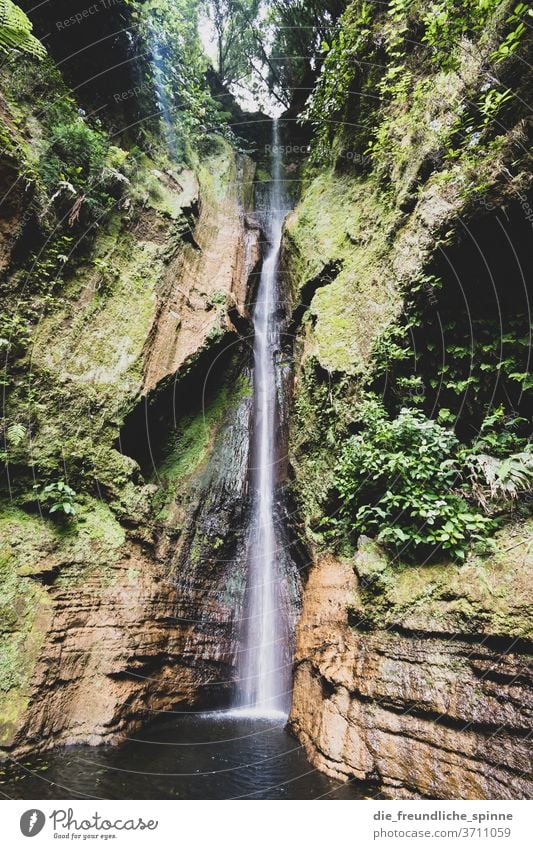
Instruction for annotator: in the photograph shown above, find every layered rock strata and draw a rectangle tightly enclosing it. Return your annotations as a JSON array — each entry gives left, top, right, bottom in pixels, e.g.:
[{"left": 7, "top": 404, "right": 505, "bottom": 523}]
[{"left": 289, "top": 535, "right": 533, "bottom": 799}]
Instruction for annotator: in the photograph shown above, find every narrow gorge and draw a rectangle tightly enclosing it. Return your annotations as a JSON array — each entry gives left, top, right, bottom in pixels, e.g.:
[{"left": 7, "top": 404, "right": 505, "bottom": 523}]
[{"left": 0, "top": 0, "right": 532, "bottom": 801}]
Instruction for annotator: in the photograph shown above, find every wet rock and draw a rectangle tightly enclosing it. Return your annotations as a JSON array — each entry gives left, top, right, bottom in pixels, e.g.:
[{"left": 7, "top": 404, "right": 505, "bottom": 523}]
[
  {"left": 142, "top": 149, "right": 260, "bottom": 394},
  {"left": 289, "top": 534, "right": 533, "bottom": 799}
]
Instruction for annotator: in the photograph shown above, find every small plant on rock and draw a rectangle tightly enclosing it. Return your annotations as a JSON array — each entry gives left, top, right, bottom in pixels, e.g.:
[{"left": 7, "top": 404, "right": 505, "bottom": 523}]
[{"left": 34, "top": 480, "right": 78, "bottom": 519}]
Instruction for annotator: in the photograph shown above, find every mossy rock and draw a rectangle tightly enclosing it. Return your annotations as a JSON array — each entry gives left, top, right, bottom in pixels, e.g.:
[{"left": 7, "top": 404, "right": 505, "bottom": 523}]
[
  {"left": 284, "top": 173, "right": 400, "bottom": 375},
  {"left": 350, "top": 521, "right": 533, "bottom": 640}
]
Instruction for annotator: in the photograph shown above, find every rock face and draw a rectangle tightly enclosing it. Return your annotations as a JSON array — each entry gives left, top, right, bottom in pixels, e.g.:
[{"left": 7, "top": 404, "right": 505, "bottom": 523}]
[
  {"left": 6, "top": 534, "right": 185, "bottom": 753},
  {"left": 282, "top": 2, "right": 532, "bottom": 799},
  {"left": 0, "top": 121, "right": 259, "bottom": 753},
  {"left": 1, "top": 359, "right": 253, "bottom": 754},
  {"left": 155, "top": 367, "right": 255, "bottom": 709},
  {"left": 289, "top": 534, "right": 533, "bottom": 799},
  {"left": 142, "top": 153, "right": 259, "bottom": 394}
]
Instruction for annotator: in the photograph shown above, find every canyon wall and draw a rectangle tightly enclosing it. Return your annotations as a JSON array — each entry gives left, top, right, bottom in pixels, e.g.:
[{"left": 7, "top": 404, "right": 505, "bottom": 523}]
[
  {"left": 289, "top": 534, "right": 533, "bottom": 799},
  {"left": 283, "top": 0, "right": 533, "bottom": 798},
  {"left": 0, "top": 54, "right": 261, "bottom": 752}
]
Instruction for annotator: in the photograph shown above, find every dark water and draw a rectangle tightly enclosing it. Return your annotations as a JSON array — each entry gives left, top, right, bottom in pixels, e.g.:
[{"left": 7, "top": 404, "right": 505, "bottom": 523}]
[{"left": 0, "top": 712, "right": 367, "bottom": 800}]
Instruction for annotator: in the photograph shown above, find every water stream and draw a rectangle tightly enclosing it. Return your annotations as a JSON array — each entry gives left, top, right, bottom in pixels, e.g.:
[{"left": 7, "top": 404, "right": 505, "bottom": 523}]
[
  {"left": 0, "top": 122, "right": 360, "bottom": 801},
  {"left": 236, "top": 120, "right": 295, "bottom": 715}
]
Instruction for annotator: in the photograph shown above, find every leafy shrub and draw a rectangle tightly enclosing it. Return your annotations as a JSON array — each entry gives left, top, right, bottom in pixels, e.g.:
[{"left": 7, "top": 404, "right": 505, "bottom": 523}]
[
  {"left": 44, "top": 121, "right": 108, "bottom": 178},
  {"left": 492, "top": 2, "right": 532, "bottom": 64},
  {"left": 40, "top": 119, "right": 127, "bottom": 228},
  {"left": 466, "top": 405, "right": 528, "bottom": 458},
  {"left": 333, "top": 398, "right": 493, "bottom": 560},
  {"left": 34, "top": 480, "right": 77, "bottom": 519}
]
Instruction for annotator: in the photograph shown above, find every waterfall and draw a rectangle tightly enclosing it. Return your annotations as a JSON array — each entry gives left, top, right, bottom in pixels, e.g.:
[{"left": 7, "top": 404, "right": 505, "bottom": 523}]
[{"left": 235, "top": 120, "right": 294, "bottom": 716}]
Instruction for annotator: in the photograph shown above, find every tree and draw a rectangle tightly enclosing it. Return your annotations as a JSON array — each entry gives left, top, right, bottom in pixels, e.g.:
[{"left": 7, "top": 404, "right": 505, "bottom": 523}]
[
  {"left": 203, "top": 0, "right": 288, "bottom": 109},
  {"left": 266, "top": 0, "right": 347, "bottom": 106},
  {"left": 206, "top": 0, "right": 262, "bottom": 88},
  {"left": 132, "top": 0, "right": 228, "bottom": 154}
]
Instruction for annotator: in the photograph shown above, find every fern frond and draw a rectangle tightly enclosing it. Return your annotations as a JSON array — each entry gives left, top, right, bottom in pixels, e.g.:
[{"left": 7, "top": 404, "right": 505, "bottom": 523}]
[
  {"left": 0, "top": 0, "right": 46, "bottom": 60},
  {"left": 467, "top": 449, "right": 533, "bottom": 507}
]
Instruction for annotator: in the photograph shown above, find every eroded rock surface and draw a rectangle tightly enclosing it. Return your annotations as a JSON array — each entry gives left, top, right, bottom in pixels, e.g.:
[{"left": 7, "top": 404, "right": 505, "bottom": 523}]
[
  {"left": 289, "top": 534, "right": 533, "bottom": 799},
  {"left": 143, "top": 153, "right": 260, "bottom": 394},
  {"left": 0, "top": 133, "right": 259, "bottom": 754}
]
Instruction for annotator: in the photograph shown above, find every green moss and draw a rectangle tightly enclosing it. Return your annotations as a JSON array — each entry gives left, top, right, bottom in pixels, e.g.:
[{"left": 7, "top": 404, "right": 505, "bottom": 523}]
[
  {"left": 0, "top": 498, "right": 126, "bottom": 744},
  {"left": 196, "top": 138, "right": 236, "bottom": 203},
  {"left": 33, "top": 227, "right": 159, "bottom": 392},
  {"left": 0, "top": 500, "right": 125, "bottom": 584},
  {"left": 5, "top": 193, "right": 166, "bottom": 490},
  {"left": 285, "top": 173, "right": 400, "bottom": 375},
  {"left": 131, "top": 157, "right": 199, "bottom": 218},
  {"left": 0, "top": 509, "right": 51, "bottom": 745},
  {"left": 153, "top": 371, "right": 251, "bottom": 519},
  {"left": 350, "top": 522, "right": 533, "bottom": 639},
  {"left": 3, "top": 126, "right": 250, "bottom": 506}
]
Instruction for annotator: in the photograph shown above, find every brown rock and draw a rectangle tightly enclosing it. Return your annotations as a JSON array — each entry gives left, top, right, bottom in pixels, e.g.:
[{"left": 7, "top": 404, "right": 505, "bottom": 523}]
[{"left": 289, "top": 551, "right": 533, "bottom": 799}]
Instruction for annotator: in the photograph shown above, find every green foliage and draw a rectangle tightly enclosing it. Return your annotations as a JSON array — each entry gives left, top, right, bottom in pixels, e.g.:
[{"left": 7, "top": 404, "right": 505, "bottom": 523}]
[
  {"left": 336, "top": 290, "right": 531, "bottom": 563},
  {"left": 39, "top": 119, "right": 127, "bottom": 228},
  {"left": 333, "top": 398, "right": 493, "bottom": 560},
  {"left": 6, "top": 423, "right": 25, "bottom": 447},
  {"left": 0, "top": 0, "right": 46, "bottom": 60},
  {"left": 492, "top": 2, "right": 532, "bottom": 63},
  {"left": 0, "top": 313, "right": 31, "bottom": 364},
  {"left": 465, "top": 449, "right": 533, "bottom": 510},
  {"left": 302, "top": 1, "right": 375, "bottom": 156},
  {"left": 459, "top": 407, "right": 533, "bottom": 511},
  {"left": 371, "top": 299, "right": 532, "bottom": 440},
  {"left": 477, "top": 87, "right": 513, "bottom": 126},
  {"left": 205, "top": 0, "right": 262, "bottom": 88},
  {"left": 26, "top": 234, "right": 75, "bottom": 303},
  {"left": 303, "top": 0, "right": 522, "bottom": 174},
  {"left": 132, "top": 0, "right": 231, "bottom": 156},
  {"left": 34, "top": 481, "right": 78, "bottom": 519},
  {"left": 0, "top": 422, "right": 27, "bottom": 465},
  {"left": 467, "top": 406, "right": 528, "bottom": 458},
  {"left": 267, "top": 0, "right": 347, "bottom": 107},
  {"left": 420, "top": 0, "right": 498, "bottom": 72},
  {"left": 44, "top": 121, "right": 108, "bottom": 180}
]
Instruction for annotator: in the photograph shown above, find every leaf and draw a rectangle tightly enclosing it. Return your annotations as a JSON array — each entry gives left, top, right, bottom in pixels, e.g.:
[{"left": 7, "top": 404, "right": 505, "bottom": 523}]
[{"left": 6, "top": 422, "right": 25, "bottom": 446}]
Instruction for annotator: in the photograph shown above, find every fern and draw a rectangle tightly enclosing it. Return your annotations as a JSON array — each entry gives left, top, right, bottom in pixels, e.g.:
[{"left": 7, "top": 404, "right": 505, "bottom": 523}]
[
  {"left": 6, "top": 422, "right": 25, "bottom": 446},
  {"left": 467, "top": 449, "right": 533, "bottom": 509},
  {"left": 0, "top": 0, "right": 46, "bottom": 59},
  {"left": 493, "top": 452, "right": 533, "bottom": 499}
]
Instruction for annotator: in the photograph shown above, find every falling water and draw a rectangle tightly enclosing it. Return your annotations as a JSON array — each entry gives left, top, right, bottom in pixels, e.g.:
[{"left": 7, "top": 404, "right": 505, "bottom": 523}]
[{"left": 236, "top": 120, "right": 294, "bottom": 716}]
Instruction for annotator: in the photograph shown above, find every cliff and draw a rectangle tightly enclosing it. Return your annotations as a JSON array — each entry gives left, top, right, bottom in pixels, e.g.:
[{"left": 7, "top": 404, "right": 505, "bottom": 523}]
[
  {"left": 0, "top": 52, "right": 259, "bottom": 752},
  {"left": 289, "top": 529, "right": 532, "bottom": 799},
  {"left": 284, "top": 0, "right": 533, "bottom": 799}
]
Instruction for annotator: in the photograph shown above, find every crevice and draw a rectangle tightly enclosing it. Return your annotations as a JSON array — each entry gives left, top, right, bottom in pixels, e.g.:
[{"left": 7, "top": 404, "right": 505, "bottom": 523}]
[{"left": 285, "top": 259, "right": 343, "bottom": 338}]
